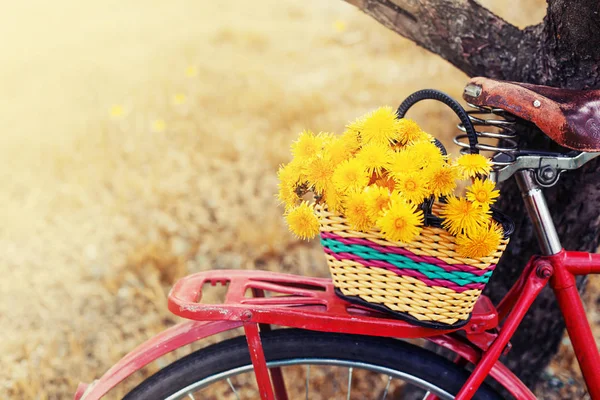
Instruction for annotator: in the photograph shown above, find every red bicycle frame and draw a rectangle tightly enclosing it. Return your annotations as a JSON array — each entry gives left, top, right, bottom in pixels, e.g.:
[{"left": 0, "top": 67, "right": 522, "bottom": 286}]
[{"left": 75, "top": 169, "right": 600, "bottom": 400}]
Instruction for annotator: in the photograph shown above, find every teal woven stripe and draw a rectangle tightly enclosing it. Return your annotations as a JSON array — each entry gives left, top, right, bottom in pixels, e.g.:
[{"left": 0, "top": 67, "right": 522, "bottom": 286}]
[{"left": 321, "top": 238, "right": 493, "bottom": 286}]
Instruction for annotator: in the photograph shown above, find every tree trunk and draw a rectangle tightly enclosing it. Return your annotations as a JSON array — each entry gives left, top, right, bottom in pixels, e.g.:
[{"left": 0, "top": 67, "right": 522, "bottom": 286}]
[{"left": 342, "top": 0, "right": 600, "bottom": 389}]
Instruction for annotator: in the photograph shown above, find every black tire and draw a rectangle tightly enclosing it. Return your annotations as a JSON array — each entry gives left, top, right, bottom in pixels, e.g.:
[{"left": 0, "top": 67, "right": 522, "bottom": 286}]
[{"left": 124, "top": 329, "right": 502, "bottom": 400}]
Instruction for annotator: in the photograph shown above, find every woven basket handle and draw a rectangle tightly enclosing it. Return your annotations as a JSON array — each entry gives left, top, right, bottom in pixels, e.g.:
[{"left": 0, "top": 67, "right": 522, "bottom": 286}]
[{"left": 396, "top": 89, "right": 479, "bottom": 155}]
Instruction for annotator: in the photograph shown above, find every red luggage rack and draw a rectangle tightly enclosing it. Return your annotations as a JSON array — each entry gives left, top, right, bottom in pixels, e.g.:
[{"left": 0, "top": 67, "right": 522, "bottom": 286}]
[
  {"left": 168, "top": 270, "right": 508, "bottom": 400},
  {"left": 168, "top": 269, "right": 499, "bottom": 343}
]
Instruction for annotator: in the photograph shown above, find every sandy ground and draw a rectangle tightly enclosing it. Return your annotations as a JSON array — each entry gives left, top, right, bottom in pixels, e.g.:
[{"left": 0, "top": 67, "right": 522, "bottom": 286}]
[{"left": 1, "top": 0, "right": 595, "bottom": 398}]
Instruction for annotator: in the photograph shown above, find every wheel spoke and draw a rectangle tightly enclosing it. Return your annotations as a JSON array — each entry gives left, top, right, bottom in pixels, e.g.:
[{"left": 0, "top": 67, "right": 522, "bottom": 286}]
[
  {"left": 226, "top": 378, "right": 241, "bottom": 400},
  {"left": 187, "top": 394, "right": 196, "bottom": 400},
  {"left": 381, "top": 376, "right": 392, "bottom": 400},
  {"left": 347, "top": 367, "right": 353, "bottom": 400}
]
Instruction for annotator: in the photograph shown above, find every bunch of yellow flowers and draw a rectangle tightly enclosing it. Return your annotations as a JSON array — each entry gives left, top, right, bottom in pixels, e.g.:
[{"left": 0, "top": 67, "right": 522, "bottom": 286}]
[{"left": 278, "top": 106, "right": 503, "bottom": 258}]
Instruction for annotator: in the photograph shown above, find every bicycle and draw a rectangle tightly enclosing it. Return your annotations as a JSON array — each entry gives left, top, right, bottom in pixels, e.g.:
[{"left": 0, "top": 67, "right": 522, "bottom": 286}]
[{"left": 75, "top": 77, "right": 600, "bottom": 400}]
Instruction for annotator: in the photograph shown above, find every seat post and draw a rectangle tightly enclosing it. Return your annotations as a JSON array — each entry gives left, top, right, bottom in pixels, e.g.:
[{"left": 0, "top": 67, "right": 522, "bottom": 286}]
[{"left": 515, "top": 170, "right": 562, "bottom": 255}]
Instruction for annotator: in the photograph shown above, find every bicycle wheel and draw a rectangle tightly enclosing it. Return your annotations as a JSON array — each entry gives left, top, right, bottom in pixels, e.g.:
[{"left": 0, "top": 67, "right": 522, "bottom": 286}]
[{"left": 124, "top": 329, "right": 501, "bottom": 400}]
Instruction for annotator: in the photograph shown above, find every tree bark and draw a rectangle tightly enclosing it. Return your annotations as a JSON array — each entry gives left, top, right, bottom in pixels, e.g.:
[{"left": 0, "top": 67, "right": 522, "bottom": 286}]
[{"left": 342, "top": 0, "right": 600, "bottom": 389}]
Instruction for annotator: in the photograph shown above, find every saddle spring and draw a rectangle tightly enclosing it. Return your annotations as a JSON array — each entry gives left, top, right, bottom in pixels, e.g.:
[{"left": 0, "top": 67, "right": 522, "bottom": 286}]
[{"left": 454, "top": 103, "right": 519, "bottom": 168}]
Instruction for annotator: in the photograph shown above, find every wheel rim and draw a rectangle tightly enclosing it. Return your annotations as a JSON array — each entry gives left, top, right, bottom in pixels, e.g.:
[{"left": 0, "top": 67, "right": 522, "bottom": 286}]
[{"left": 165, "top": 358, "right": 454, "bottom": 400}]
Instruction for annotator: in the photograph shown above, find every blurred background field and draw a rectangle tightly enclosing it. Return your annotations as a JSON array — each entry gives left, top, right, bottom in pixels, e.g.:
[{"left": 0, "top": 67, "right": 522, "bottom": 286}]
[{"left": 0, "top": 0, "right": 596, "bottom": 398}]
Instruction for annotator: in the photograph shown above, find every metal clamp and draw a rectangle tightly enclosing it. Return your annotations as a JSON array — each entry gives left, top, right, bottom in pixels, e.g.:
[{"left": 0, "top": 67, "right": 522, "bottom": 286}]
[{"left": 491, "top": 152, "right": 600, "bottom": 184}]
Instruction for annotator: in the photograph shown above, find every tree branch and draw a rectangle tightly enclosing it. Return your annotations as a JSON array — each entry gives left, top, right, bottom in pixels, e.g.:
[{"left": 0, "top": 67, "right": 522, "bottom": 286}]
[{"left": 343, "top": 0, "right": 527, "bottom": 78}]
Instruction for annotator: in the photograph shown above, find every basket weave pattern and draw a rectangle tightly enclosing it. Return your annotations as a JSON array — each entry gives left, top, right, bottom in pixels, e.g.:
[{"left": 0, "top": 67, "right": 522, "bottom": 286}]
[{"left": 317, "top": 205, "right": 508, "bottom": 326}]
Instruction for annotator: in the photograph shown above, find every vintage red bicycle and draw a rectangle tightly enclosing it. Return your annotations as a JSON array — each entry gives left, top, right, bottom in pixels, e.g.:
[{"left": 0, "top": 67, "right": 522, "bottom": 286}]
[{"left": 75, "top": 77, "right": 600, "bottom": 400}]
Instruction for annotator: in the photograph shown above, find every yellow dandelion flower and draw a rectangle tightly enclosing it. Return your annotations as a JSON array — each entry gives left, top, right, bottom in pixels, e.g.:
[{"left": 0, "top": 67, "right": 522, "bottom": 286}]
[
  {"left": 344, "top": 190, "right": 375, "bottom": 231},
  {"left": 356, "top": 143, "right": 391, "bottom": 176},
  {"left": 151, "top": 119, "right": 166, "bottom": 133},
  {"left": 396, "top": 119, "right": 429, "bottom": 145},
  {"left": 287, "top": 159, "right": 307, "bottom": 182},
  {"left": 276, "top": 161, "right": 305, "bottom": 209},
  {"left": 305, "top": 155, "right": 335, "bottom": 193},
  {"left": 456, "top": 223, "right": 503, "bottom": 258},
  {"left": 427, "top": 164, "right": 458, "bottom": 198},
  {"left": 345, "top": 116, "right": 364, "bottom": 136},
  {"left": 278, "top": 181, "right": 300, "bottom": 210},
  {"left": 376, "top": 196, "right": 424, "bottom": 243},
  {"left": 388, "top": 149, "right": 420, "bottom": 179},
  {"left": 172, "top": 93, "right": 187, "bottom": 106},
  {"left": 395, "top": 172, "right": 431, "bottom": 204},
  {"left": 341, "top": 128, "right": 362, "bottom": 153},
  {"left": 466, "top": 178, "right": 500, "bottom": 209},
  {"left": 278, "top": 161, "right": 304, "bottom": 185},
  {"left": 110, "top": 104, "right": 125, "bottom": 119},
  {"left": 456, "top": 154, "right": 492, "bottom": 178},
  {"left": 364, "top": 185, "right": 391, "bottom": 219},
  {"left": 353, "top": 106, "right": 400, "bottom": 145},
  {"left": 374, "top": 175, "right": 397, "bottom": 192},
  {"left": 324, "top": 136, "right": 352, "bottom": 165},
  {"left": 185, "top": 65, "right": 198, "bottom": 77},
  {"left": 291, "top": 130, "right": 322, "bottom": 163},
  {"left": 332, "top": 158, "right": 370, "bottom": 193},
  {"left": 440, "top": 196, "right": 490, "bottom": 236},
  {"left": 409, "top": 140, "right": 445, "bottom": 171},
  {"left": 324, "top": 184, "right": 344, "bottom": 213},
  {"left": 285, "top": 202, "right": 320, "bottom": 240}
]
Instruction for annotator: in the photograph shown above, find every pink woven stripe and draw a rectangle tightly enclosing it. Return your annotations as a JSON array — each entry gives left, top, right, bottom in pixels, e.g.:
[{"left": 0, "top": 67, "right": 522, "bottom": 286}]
[
  {"left": 320, "top": 231, "right": 494, "bottom": 276},
  {"left": 324, "top": 247, "right": 486, "bottom": 293}
]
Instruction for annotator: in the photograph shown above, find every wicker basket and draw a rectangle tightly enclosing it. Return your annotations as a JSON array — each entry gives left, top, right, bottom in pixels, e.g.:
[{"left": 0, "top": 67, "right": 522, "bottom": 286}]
[{"left": 316, "top": 205, "right": 509, "bottom": 329}]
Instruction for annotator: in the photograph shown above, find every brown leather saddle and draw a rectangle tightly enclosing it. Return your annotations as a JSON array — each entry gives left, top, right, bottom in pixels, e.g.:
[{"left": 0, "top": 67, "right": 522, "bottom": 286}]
[{"left": 463, "top": 77, "right": 600, "bottom": 152}]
